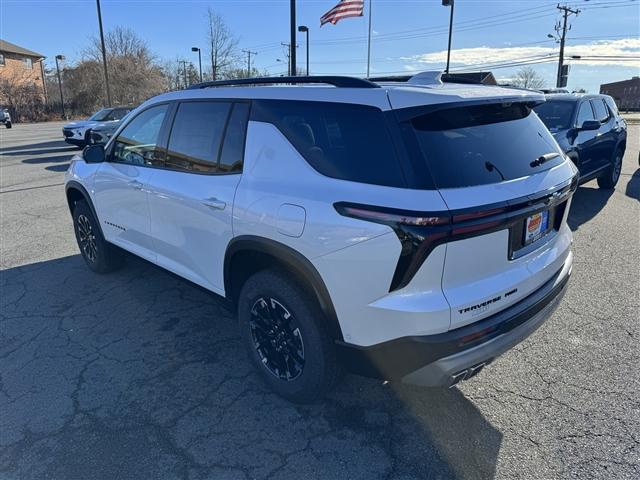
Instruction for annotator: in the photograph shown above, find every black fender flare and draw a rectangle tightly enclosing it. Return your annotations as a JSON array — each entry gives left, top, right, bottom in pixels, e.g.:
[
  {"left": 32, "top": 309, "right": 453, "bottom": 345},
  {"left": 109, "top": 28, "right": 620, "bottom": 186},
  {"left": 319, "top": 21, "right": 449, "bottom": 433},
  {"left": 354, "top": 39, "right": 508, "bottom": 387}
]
[
  {"left": 224, "top": 236, "right": 344, "bottom": 341},
  {"left": 65, "top": 181, "right": 105, "bottom": 237}
]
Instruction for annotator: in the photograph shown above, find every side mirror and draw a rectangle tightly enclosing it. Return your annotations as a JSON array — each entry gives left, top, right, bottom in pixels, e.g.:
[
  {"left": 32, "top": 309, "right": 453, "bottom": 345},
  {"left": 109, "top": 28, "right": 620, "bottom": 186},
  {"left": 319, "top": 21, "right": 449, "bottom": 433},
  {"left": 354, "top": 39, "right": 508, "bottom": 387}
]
[
  {"left": 579, "top": 120, "right": 600, "bottom": 131},
  {"left": 82, "top": 144, "right": 105, "bottom": 163}
]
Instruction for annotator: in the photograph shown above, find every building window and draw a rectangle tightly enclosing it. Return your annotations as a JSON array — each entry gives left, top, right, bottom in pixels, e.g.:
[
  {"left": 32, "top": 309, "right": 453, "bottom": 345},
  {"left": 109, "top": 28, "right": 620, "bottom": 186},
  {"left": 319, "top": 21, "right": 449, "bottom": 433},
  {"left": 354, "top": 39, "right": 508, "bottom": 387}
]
[
  {"left": 0, "top": 53, "right": 5, "bottom": 66},
  {"left": 23, "top": 57, "right": 33, "bottom": 69}
]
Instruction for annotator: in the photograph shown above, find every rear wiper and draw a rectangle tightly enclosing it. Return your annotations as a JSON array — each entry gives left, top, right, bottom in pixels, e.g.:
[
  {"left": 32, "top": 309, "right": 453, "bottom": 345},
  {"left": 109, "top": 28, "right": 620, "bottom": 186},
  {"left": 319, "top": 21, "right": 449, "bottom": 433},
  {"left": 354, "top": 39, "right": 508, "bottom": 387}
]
[{"left": 530, "top": 152, "right": 560, "bottom": 168}]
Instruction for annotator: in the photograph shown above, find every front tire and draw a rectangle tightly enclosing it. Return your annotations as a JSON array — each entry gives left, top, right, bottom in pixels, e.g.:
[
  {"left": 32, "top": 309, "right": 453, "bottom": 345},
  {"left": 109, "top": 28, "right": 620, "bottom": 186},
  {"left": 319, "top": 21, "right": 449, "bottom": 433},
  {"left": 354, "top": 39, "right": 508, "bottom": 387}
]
[
  {"left": 5, "top": 121, "right": 11, "bottom": 129},
  {"left": 238, "top": 269, "right": 341, "bottom": 403},
  {"left": 72, "top": 200, "right": 123, "bottom": 273},
  {"left": 597, "top": 148, "right": 623, "bottom": 189}
]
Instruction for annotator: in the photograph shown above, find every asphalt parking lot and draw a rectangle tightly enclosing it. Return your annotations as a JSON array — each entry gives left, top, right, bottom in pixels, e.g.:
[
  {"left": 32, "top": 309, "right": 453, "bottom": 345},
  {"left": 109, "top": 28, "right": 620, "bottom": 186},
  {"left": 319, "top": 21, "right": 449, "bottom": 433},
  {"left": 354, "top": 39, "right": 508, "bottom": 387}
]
[{"left": 1, "top": 121, "right": 638, "bottom": 480}]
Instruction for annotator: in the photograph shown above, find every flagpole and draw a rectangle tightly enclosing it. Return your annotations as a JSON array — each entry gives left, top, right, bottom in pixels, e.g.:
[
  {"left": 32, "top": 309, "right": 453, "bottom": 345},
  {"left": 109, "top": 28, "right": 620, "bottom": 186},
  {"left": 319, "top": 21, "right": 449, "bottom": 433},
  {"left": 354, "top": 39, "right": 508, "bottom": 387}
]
[{"left": 366, "top": 0, "right": 372, "bottom": 78}]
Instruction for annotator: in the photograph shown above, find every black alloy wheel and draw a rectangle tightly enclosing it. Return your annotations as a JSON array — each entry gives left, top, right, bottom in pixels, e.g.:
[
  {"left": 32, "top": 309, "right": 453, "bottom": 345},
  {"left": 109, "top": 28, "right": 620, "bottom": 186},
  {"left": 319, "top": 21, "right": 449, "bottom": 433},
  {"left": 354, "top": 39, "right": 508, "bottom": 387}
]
[{"left": 249, "top": 297, "right": 305, "bottom": 381}]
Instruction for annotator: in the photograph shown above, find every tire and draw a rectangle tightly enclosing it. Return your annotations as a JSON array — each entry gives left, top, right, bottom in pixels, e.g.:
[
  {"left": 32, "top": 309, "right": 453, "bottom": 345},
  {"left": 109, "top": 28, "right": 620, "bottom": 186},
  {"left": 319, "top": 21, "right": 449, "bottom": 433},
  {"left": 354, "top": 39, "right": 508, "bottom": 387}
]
[
  {"left": 597, "top": 148, "right": 623, "bottom": 189},
  {"left": 5, "top": 122, "right": 11, "bottom": 129},
  {"left": 238, "top": 269, "right": 341, "bottom": 403},
  {"left": 72, "top": 200, "right": 123, "bottom": 273}
]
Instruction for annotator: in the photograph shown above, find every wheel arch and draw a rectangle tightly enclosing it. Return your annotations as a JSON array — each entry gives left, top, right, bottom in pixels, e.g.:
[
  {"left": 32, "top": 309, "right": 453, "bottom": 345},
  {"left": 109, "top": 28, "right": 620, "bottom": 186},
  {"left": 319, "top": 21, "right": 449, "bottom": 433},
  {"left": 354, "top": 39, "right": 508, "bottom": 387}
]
[
  {"left": 224, "top": 236, "right": 344, "bottom": 342},
  {"left": 65, "top": 181, "right": 105, "bottom": 237}
]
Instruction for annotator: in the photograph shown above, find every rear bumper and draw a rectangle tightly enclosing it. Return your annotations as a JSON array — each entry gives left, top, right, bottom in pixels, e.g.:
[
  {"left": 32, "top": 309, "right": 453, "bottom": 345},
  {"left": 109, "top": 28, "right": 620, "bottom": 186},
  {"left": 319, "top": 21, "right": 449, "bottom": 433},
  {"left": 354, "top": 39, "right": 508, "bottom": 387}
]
[{"left": 336, "top": 257, "right": 571, "bottom": 387}]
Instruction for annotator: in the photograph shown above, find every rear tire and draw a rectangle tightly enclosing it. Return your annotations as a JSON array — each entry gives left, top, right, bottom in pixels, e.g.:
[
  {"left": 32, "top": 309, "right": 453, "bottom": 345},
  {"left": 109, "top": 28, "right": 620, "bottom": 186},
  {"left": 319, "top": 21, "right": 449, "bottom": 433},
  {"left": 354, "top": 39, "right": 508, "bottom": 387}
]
[
  {"left": 72, "top": 200, "right": 123, "bottom": 273},
  {"left": 597, "top": 148, "right": 623, "bottom": 189},
  {"left": 5, "top": 121, "right": 11, "bottom": 129},
  {"left": 238, "top": 269, "right": 341, "bottom": 403}
]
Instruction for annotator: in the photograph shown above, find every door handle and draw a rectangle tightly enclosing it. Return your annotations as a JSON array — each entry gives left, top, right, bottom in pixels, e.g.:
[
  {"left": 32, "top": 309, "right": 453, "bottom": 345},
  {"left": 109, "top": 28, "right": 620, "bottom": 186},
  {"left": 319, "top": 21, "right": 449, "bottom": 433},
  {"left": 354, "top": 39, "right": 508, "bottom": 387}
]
[
  {"left": 128, "top": 180, "right": 143, "bottom": 190},
  {"left": 201, "top": 197, "right": 226, "bottom": 210}
]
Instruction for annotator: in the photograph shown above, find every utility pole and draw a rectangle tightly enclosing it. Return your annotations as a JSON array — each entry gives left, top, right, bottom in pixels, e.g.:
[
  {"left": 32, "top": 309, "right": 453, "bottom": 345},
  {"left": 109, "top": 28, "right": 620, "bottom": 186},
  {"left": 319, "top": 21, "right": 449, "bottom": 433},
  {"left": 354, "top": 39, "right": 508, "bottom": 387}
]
[
  {"left": 180, "top": 60, "right": 188, "bottom": 88},
  {"left": 95, "top": 0, "right": 112, "bottom": 107},
  {"left": 555, "top": 4, "right": 580, "bottom": 88},
  {"left": 242, "top": 49, "right": 257, "bottom": 78},
  {"left": 290, "top": 0, "right": 297, "bottom": 76},
  {"left": 281, "top": 42, "right": 291, "bottom": 76}
]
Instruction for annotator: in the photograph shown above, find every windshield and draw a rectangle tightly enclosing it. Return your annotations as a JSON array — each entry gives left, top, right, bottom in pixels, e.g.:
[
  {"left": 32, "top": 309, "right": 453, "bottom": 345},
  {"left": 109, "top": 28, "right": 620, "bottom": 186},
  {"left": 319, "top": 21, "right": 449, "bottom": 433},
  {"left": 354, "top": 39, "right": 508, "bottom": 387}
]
[
  {"left": 409, "top": 102, "right": 564, "bottom": 189},
  {"left": 533, "top": 101, "right": 576, "bottom": 131},
  {"left": 89, "top": 108, "right": 112, "bottom": 121}
]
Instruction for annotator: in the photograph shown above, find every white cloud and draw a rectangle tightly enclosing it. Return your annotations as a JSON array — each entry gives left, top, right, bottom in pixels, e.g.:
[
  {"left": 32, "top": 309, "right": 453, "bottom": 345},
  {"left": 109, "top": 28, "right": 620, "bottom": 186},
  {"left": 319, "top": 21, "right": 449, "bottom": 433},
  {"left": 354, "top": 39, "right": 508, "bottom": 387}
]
[{"left": 400, "top": 38, "right": 640, "bottom": 68}]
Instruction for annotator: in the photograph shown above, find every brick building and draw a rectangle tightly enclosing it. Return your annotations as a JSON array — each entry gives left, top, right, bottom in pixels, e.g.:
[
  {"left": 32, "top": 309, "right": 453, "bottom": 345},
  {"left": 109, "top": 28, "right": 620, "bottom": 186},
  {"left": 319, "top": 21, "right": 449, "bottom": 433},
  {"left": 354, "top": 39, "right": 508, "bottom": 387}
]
[
  {"left": 0, "top": 39, "right": 47, "bottom": 101},
  {"left": 600, "top": 77, "right": 640, "bottom": 111}
]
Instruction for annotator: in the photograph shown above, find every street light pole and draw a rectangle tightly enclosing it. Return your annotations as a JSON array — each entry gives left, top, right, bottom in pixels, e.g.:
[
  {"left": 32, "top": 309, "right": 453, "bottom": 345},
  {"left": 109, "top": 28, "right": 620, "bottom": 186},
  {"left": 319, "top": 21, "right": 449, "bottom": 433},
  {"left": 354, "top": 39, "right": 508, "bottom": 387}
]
[
  {"left": 290, "top": 0, "right": 297, "bottom": 76},
  {"left": 54, "top": 55, "right": 66, "bottom": 119},
  {"left": 443, "top": 0, "right": 455, "bottom": 74},
  {"left": 191, "top": 47, "right": 202, "bottom": 83},
  {"left": 298, "top": 25, "right": 309, "bottom": 76},
  {"left": 95, "top": 0, "right": 112, "bottom": 106}
]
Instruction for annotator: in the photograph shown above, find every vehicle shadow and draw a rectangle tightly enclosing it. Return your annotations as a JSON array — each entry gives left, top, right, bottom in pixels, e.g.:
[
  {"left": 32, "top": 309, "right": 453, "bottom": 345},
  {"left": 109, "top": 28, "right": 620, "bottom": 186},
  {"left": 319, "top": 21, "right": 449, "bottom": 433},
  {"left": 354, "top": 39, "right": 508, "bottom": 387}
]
[
  {"left": 45, "top": 163, "right": 71, "bottom": 173},
  {"left": 1, "top": 254, "right": 501, "bottom": 479},
  {"left": 625, "top": 169, "right": 640, "bottom": 201},
  {"left": 0, "top": 140, "right": 72, "bottom": 154},
  {"left": 0, "top": 146, "right": 77, "bottom": 157},
  {"left": 566, "top": 184, "right": 614, "bottom": 231},
  {"left": 22, "top": 154, "right": 74, "bottom": 166}
]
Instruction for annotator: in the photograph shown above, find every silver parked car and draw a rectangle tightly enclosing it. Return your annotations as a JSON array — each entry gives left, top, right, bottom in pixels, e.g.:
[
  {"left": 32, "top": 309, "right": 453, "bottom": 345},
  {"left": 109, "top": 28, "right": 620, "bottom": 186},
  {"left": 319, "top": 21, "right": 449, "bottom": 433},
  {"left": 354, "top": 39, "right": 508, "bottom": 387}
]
[
  {"left": 62, "top": 106, "right": 133, "bottom": 148},
  {"left": 89, "top": 109, "right": 134, "bottom": 145}
]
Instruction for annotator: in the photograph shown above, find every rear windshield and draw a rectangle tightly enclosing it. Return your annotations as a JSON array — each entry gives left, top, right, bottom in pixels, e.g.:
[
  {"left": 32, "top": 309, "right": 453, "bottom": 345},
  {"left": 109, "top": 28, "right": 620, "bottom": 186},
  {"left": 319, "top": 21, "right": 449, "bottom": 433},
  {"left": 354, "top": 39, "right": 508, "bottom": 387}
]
[
  {"left": 409, "top": 103, "right": 565, "bottom": 189},
  {"left": 533, "top": 100, "right": 576, "bottom": 131}
]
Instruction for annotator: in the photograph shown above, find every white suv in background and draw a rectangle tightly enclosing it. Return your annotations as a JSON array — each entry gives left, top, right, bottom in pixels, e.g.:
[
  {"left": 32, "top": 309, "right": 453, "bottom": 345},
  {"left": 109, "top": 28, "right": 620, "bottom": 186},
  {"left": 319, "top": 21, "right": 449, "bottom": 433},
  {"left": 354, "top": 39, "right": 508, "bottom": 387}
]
[{"left": 64, "top": 73, "right": 577, "bottom": 402}]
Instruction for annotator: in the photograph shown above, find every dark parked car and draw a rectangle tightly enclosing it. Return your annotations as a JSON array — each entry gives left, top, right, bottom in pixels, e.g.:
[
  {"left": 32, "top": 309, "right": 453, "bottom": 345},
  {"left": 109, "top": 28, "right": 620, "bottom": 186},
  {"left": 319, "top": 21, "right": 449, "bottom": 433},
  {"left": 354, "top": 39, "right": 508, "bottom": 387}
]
[{"left": 534, "top": 94, "right": 627, "bottom": 189}]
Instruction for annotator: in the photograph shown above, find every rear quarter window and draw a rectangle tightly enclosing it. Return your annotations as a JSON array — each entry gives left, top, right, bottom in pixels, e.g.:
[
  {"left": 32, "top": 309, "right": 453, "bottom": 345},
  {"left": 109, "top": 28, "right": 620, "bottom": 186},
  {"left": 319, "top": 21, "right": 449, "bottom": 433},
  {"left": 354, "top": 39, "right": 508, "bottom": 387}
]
[
  {"left": 407, "top": 103, "right": 565, "bottom": 189},
  {"left": 251, "top": 100, "right": 406, "bottom": 188}
]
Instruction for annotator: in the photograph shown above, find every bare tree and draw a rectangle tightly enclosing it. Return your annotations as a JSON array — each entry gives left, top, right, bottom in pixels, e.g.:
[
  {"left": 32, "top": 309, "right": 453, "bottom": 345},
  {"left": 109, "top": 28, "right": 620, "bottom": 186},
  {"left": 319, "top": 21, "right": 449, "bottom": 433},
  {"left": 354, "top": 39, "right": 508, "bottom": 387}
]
[
  {"left": 0, "top": 70, "right": 47, "bottom": 121},
  {"left": 206, "top": 8, "right": 239, "bottom": 80},
  {"left": 511, "top": 67, "right": 546, "bottom": 90},
  {"left": 83, "top": 26, "right": 165, "bottom": 107}
]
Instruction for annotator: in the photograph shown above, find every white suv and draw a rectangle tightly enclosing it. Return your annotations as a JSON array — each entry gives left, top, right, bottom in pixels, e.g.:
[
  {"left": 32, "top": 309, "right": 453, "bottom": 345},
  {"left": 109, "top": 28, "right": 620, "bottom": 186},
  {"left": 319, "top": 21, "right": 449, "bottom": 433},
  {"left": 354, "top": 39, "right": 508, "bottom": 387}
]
[{"left": 64, "top": 73, "right": 577, "bottom": 402}]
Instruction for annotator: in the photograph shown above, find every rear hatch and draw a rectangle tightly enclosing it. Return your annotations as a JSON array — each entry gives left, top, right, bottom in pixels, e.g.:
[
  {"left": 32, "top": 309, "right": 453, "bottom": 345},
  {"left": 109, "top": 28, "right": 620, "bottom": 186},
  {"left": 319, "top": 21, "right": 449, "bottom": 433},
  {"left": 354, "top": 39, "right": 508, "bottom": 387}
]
[{"left": 389, "top": 91, "right": 578, "bottom": 330}]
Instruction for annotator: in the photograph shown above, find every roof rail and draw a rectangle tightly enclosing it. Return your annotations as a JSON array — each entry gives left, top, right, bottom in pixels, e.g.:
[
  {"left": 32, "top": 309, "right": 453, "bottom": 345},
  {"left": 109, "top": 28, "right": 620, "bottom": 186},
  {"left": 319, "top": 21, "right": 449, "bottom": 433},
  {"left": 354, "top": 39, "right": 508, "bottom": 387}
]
[
  {"left": 368, "top": 72, "right": 484, "bottom": 85},
  {"left": 187, "top": 75, "right": 380, "bottom": 90}
]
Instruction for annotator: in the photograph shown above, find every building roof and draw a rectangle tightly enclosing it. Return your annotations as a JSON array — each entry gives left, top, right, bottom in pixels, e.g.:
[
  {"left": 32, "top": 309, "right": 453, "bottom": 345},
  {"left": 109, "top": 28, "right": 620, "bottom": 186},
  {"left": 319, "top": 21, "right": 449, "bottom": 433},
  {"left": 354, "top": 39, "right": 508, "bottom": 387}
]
[
  {"left": 0, "top": 39, "right": 45, "bottom": 59},
  {"left": 600, "top": 77, "right": 640, "bottom": 88}
]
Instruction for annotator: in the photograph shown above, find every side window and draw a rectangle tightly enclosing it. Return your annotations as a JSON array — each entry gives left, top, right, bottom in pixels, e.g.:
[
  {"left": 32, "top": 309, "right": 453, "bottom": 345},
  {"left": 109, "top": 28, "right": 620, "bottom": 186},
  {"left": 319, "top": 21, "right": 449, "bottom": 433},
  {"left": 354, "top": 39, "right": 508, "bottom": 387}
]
[
  {"left": 251, "top": 100, "right": 405, "bottom": 187},
  {"left": 219, "top": 103, "right": 249, "bottom": 173},
  {"left": 106, "top": 108, "right": 129, "bottom": 121},
  {"left": 166, "top": 101, "right": 231, "bottom": 173},
  {"left": 112, "top": 104, "right": 169, "bottom": 167},
  {"left": 575, "top": 102, "right": 595, "bottom": 127},
  {"left": 591, "top": 99, "right": 609, "bottom": 122},
  {"left": 604, "top": 97, "right": 619, "bottom": 115}
]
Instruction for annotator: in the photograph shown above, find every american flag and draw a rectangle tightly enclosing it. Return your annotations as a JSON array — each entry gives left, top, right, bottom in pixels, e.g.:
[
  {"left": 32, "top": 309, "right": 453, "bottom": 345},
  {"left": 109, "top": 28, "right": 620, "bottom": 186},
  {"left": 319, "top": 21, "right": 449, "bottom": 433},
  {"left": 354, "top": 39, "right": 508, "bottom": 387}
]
[{"left": 320, "top": 0, "right": 364, "bottom": 26}]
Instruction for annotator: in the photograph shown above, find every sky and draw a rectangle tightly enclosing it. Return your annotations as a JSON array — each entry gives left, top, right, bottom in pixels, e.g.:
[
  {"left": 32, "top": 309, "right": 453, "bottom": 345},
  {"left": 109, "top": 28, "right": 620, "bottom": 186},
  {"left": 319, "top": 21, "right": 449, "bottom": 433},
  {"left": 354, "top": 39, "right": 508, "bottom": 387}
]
[{"left": 1, "top": 0, "right": 639, "bottom": 93}]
